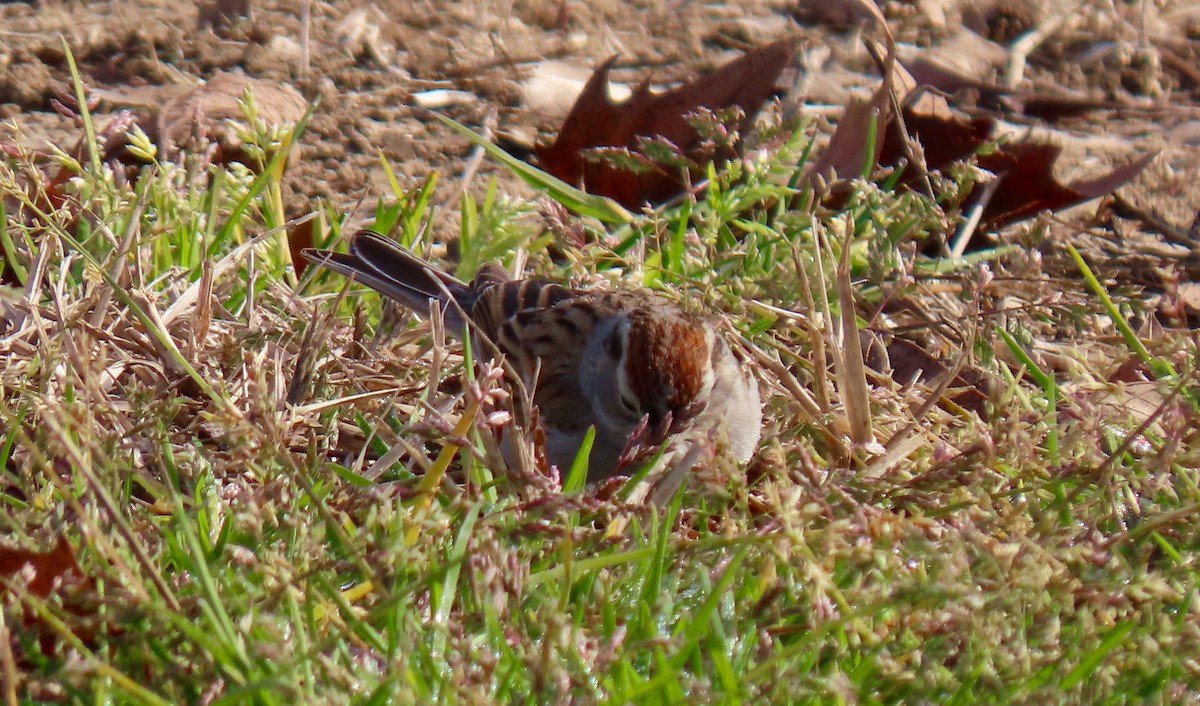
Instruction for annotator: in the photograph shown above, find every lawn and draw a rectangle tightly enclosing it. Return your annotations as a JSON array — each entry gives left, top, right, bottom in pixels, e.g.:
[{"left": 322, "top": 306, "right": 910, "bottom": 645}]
[{"left": 2, "top": 20, "right": 1200, "bottom": 706}]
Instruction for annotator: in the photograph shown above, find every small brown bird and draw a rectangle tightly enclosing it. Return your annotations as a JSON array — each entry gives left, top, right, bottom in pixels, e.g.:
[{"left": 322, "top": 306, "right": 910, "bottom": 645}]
[{"left": 305, "top": 230, "right": 761, "bottom": 482}]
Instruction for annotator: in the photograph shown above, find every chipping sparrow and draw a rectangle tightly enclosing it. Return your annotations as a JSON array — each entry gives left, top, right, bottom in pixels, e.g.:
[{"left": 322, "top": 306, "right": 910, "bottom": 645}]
[{"left": 305, "top": 230, "right": 761, "bottom": 482}]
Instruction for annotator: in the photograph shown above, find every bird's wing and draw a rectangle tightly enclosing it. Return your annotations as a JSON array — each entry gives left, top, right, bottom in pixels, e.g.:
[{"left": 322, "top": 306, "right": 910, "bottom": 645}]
[
  {"left": 473, "top": 287, "right": 628, "bottom": 433},
  {"left": 468, "top": 277, "right": 576, "bottom": 344}
]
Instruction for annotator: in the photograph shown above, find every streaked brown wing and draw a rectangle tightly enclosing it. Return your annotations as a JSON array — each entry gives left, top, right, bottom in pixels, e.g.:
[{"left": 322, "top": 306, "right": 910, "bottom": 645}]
[
  {"left": 502, "top": 299, "right": 600, "bottom": 433},
  {"left": 473, "top": 287, "right": 633, "bottom": 433},
  {"left": 468, "top": 278, "right": 577, "bottom": 345}
]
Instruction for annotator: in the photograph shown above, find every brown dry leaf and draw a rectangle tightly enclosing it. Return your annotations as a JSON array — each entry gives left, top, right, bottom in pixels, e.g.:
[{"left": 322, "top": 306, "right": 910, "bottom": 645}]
[
  {"left": 808, "top": 36, "right": 903, "bottom": 189},
  {"left": 809, "top": 93, "right": 888, "bottom": 187},
  {"left": 289, "top": 218, "right": 316, "bottom": 278},
  {"left": 28, "top": 111, "right": 139, "bottom": 208},
  {"left": 892, "top": 53, "right": 1157, "bottom": 229},
  {"left": 197, "top": 0, "right": 253, "bottom": 32},
  {"left": 876, "top": 337, "right": 991, "bottom": 417},
  {"left": 880, "top": 108, "right": 994, "bottom": 176},
  {"left": 157, "top": 72, "right": 306, "bottom": 170},
  {"left": 902, "top": 29, "right": 1008, "bottom": 83},
  {"left": 0, "top": 536, "right": 88, "bottom": 600},
  {"left": 522, "top": 60, "right": 633, "bottom": 119},
  {"left": 1087, "top": 356, "right": 1178, "bottom": 441},
  {"left": 975, "top": 143, "right": 1159, "bottom": 229},
  {"left": 816, "top": 60, "right": 1157, "bottom": 233},
  {"left": 1108, "top": 355, "right": 1154, "bottom": 384},
  {"left": 536, "top": 38, "right": 798, "bottom": 208},
  {"left": 905, "top": 56, "right": 1133, "bottom": 121},
  {"left": 0, "top": 537, "right": 129, "bottom": 672},
  {"left": 0, "top": 535, "right": 105, "bottom": 661},
  {"left": 3, "top": 110, "right": 141, "bottom": 287},
  {"left": 794, "top": 0, "right": 889, "bottom": 30},
  {"left": 1073, "top": 376, "right": 1170, "bottom": 439}
]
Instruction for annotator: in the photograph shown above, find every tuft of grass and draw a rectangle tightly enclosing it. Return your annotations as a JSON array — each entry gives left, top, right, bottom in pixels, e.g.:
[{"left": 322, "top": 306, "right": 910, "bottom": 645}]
[{"left": 1, "top": 64, "right": 1198, "bottom": 706}]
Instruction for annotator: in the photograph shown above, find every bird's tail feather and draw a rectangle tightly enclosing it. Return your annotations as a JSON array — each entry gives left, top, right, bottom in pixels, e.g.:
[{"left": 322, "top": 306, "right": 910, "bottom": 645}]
[{"left": 303, "top": 230, "right": 474, "bottom": 330}]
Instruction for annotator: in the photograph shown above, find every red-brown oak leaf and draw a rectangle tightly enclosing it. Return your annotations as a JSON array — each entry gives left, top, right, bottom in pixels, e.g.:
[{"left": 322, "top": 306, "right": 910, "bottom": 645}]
[{"left": 536, "top": 39, "right": 798, "bottom": 208}]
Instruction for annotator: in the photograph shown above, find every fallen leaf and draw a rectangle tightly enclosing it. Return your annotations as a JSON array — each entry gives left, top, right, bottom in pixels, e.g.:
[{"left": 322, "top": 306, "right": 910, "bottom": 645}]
[
  {"left": 906, "top": 56, "right": 1150, "bottom": 122},
  {"left": 156, "top": 72, "right": 307, "bottom": 170},
  {"left": 868, "top": 336, "right": 991, "bottom": 417},
  {"left": 289, "top": 218, "right": 315, "bottom": 278},
  {"left": 809, "top": 92, "right": 887, "bottom": 186},
  {"left": 197, "top": 0, "right": 253, "bottom": 32},
  {"left": 814, "top": 56, "right": 1158, "bottom": 233},
  {"left": 536, "top": 38, "right": 798, "bottom": 208},
  {"left": 1066, "top": 375, "right": 1171, "bottom": 441},
  {"left": 4, "top": 110, "right": 141, "bottom": 286},
  {"left": 0, "top": 535, "right": 106, "bottom": 662},
  {"left": 900, "top": 28, "right": 1007, "bottom": 83},
  {"left": 793, "top": 0, "right": 890, "bottom": 30},
  {"left": 1109, "top": 193, "right": 1198, "bottom": 248},
  {"left": 808, "top": 36, "right": 905, "bottom": 189},
  {"left": 975, "top": 143, "right": 1159, "bottom": 228},
  {"left": 1108, "top": 355, "right": 1154, "bottom": 384},
  {"left": 0, "top": 536, "right": 88, "bottom": 600},
  {"left": 1149, "top": 275, "right": 1200, "bottom": 328},
  {"left": 522, "top": 60, "right": 632, "bottom": 118},
  {"left": 879, "top": 108, "right": 994, "bottom": 177}
]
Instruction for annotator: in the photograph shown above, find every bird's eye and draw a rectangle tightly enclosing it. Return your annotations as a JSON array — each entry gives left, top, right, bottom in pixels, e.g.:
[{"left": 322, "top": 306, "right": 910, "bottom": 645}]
[
  {"left": 606, "top": 326, "right": 624, "bottom": 360},
  {"left": 618, "top": 390, "right": 638, "bottom": 414}
]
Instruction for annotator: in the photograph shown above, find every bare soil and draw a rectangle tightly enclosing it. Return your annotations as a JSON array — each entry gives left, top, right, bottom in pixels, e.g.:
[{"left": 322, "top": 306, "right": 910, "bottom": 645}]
[
  {"left": 2, "top": 0, "right": 1200, "bottom": 281},
  {"left": 1, "top": 1, "right": 785, "bottom": 210}
]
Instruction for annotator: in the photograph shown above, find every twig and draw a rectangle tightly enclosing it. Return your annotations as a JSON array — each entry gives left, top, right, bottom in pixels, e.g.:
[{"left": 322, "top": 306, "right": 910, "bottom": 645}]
[
  {"left": 950, "top": 170, "right": 1002, "bottom": 258},
  {"left": 1005, "top": 5, "right": 1079, "bottom": 89}
]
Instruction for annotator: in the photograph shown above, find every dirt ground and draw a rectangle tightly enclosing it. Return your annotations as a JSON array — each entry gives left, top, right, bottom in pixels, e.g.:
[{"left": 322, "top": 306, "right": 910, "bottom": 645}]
[
  {"left": 0, "top": 0, "right": 786, "bottom": 210},
  {"left": 2, "top": 0, "right": 1200, "bottom": 281}
]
